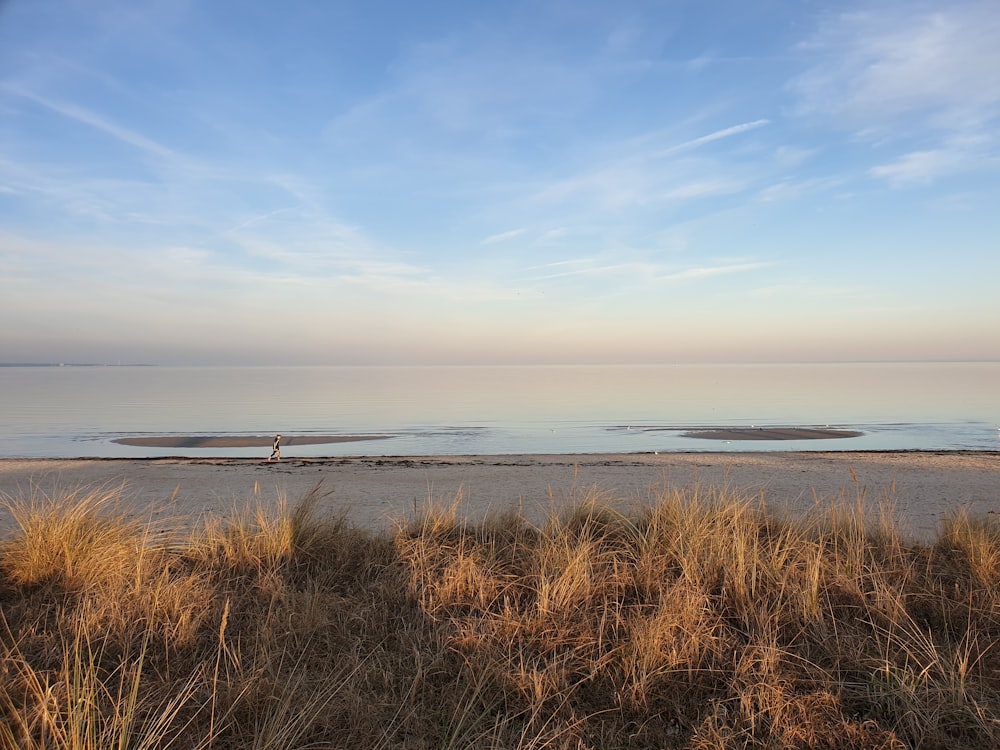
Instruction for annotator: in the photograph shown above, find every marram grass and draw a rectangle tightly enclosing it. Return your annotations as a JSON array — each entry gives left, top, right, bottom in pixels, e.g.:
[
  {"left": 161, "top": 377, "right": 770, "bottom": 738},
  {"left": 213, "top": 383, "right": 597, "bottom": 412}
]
[{"left": 1, "top": 482, "right": 999, "bottom": 749}]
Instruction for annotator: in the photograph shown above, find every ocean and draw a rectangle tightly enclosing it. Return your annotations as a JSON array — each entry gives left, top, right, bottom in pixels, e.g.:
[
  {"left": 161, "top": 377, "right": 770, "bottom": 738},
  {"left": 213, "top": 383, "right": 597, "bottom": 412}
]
[{"left": 1, "top": 363, "right": 997, "bottom": 458}]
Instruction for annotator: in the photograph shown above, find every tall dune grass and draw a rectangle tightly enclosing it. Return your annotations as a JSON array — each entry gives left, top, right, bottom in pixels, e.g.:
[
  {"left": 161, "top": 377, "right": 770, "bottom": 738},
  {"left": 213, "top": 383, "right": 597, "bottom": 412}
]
[{"left": 1, "top": 481, "right": 998, "bottom": 748}]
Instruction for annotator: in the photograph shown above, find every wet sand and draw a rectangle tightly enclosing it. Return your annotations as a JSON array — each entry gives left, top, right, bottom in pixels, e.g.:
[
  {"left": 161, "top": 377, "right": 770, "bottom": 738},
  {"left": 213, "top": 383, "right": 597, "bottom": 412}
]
[{"left": 1, "top": 451, "right": 997, "bottom": 542}]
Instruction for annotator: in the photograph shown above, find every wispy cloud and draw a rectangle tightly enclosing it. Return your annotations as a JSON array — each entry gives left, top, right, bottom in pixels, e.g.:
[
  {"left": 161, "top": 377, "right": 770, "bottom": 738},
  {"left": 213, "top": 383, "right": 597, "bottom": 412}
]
[
  {"left": 221, "top": 208, "right": 296, "bottom": 235},
  {"left": 481, "top": 228, "right": 527, "bottom": 245},
  {"left": 527, "top": 257, "right": 770, "bottom": 284},
  {"left": 870, "top": 149, "right": 964, "bottom": 187},
  {"left": 222, "top": 217, "right": 432, "bottom": 288},
  {"left": 773, "top": 146, "right": 816, "bottom": 169},
  {"left": 2, "top": 83, "right": 178, "bottom": 161},
  {"left": 536, "top": 227, "right": 571, "bottom": 242},
  {"left": 745, "top": 279, "right": 880, "bottom": 311},
  {"left": 528, "top": 257, "right": 658, "bottom": 281},
  {"left": 527, "top": 119, "right": 767, "bottom": 213},
  {"left": 658, "top": 178, "right": 747, "bottom": 202},
  {"left": 869, "top": 134, "right": 998, "bottom": 186},
  {"left": 790, "top": 5, "right": 1000, "bottom": 132},
  {"left": 753, "top": 173, "right": 845, "bottom": 204},
  {"left": 653, "top": 119, "right": 770, "bottom": 159},
  {"left": 786, "top": 4, "right": 1000, "bottom": 189},
  {"left": 657, "top": 261, "right": 772, "bottom": 281}
]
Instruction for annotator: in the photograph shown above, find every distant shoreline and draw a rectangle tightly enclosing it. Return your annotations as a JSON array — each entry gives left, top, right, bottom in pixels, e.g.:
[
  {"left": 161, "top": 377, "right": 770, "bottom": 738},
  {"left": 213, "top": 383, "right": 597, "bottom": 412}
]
[{"left": 0, "top": 363, "right": 157, "bottom": 368}]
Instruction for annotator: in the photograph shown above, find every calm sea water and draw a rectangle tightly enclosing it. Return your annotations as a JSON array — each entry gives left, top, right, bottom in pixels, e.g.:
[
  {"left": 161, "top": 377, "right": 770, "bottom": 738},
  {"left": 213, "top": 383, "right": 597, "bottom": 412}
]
[{"left": 0, "top": 363, "right": 997, "bottom": 458}]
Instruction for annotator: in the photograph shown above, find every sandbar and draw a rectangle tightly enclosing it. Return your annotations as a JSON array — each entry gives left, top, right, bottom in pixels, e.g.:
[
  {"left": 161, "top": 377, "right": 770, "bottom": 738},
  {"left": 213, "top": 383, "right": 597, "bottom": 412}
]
[
  {"left": 682, "top": 427, "right": 863, "bottom": 441},
  {"left": 1, "top": 451, "right": 997, "bottom": 542},
  {"left": 115, "top": 435, "right": 391, "bottom": 448}
]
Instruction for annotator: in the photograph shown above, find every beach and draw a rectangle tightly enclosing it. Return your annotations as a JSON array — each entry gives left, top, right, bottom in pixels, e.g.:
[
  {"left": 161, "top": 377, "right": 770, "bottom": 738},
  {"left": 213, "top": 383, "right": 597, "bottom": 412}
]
[{"left": 2, "top": 450, "right": 997, "bottom": 540}]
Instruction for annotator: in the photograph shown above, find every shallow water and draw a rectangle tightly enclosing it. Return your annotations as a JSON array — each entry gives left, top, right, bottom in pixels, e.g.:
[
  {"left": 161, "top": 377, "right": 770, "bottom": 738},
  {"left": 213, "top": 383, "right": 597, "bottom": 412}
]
[{"left": 1, "top": 362, "right": 997, "bottom": 457}]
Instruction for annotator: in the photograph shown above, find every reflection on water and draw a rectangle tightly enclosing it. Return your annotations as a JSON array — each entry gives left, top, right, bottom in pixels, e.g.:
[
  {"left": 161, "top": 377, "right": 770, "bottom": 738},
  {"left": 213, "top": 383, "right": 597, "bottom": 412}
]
[{"left": 0, "top": 363, "right": 997, "bottom": 457}]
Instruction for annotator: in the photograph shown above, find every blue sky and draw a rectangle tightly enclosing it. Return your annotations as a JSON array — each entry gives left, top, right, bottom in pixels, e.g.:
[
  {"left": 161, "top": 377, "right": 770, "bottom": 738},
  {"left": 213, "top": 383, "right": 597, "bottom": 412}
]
[{"left": 1, "top": 0, "right": 998, "bottom": 365}]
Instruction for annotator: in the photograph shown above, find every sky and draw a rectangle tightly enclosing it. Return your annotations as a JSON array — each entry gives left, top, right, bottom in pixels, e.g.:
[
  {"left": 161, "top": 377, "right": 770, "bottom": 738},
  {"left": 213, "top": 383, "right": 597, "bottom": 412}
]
[{"left": 1, "top": 0, "right": 998, "bottom": 365}]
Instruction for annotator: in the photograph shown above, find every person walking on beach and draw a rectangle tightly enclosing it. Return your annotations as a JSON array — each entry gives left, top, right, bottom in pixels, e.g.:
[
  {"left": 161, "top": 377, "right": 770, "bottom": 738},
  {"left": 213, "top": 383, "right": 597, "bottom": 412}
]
[{"left": 268, "top": 434, "right": 281, "bottom": 461}]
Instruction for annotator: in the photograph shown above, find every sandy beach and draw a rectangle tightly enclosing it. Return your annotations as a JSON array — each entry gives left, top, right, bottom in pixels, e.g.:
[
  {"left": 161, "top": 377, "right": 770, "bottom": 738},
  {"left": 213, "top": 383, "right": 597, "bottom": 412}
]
[{"left": 2, "top": 450, "right": 997, "bottom": 541}]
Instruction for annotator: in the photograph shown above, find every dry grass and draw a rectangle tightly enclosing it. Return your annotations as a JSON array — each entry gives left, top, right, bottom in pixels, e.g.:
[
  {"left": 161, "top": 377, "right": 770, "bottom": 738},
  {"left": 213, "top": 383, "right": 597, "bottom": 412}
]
[{"left": 2, "top": 480, "right": 999, "bottom": 748}]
